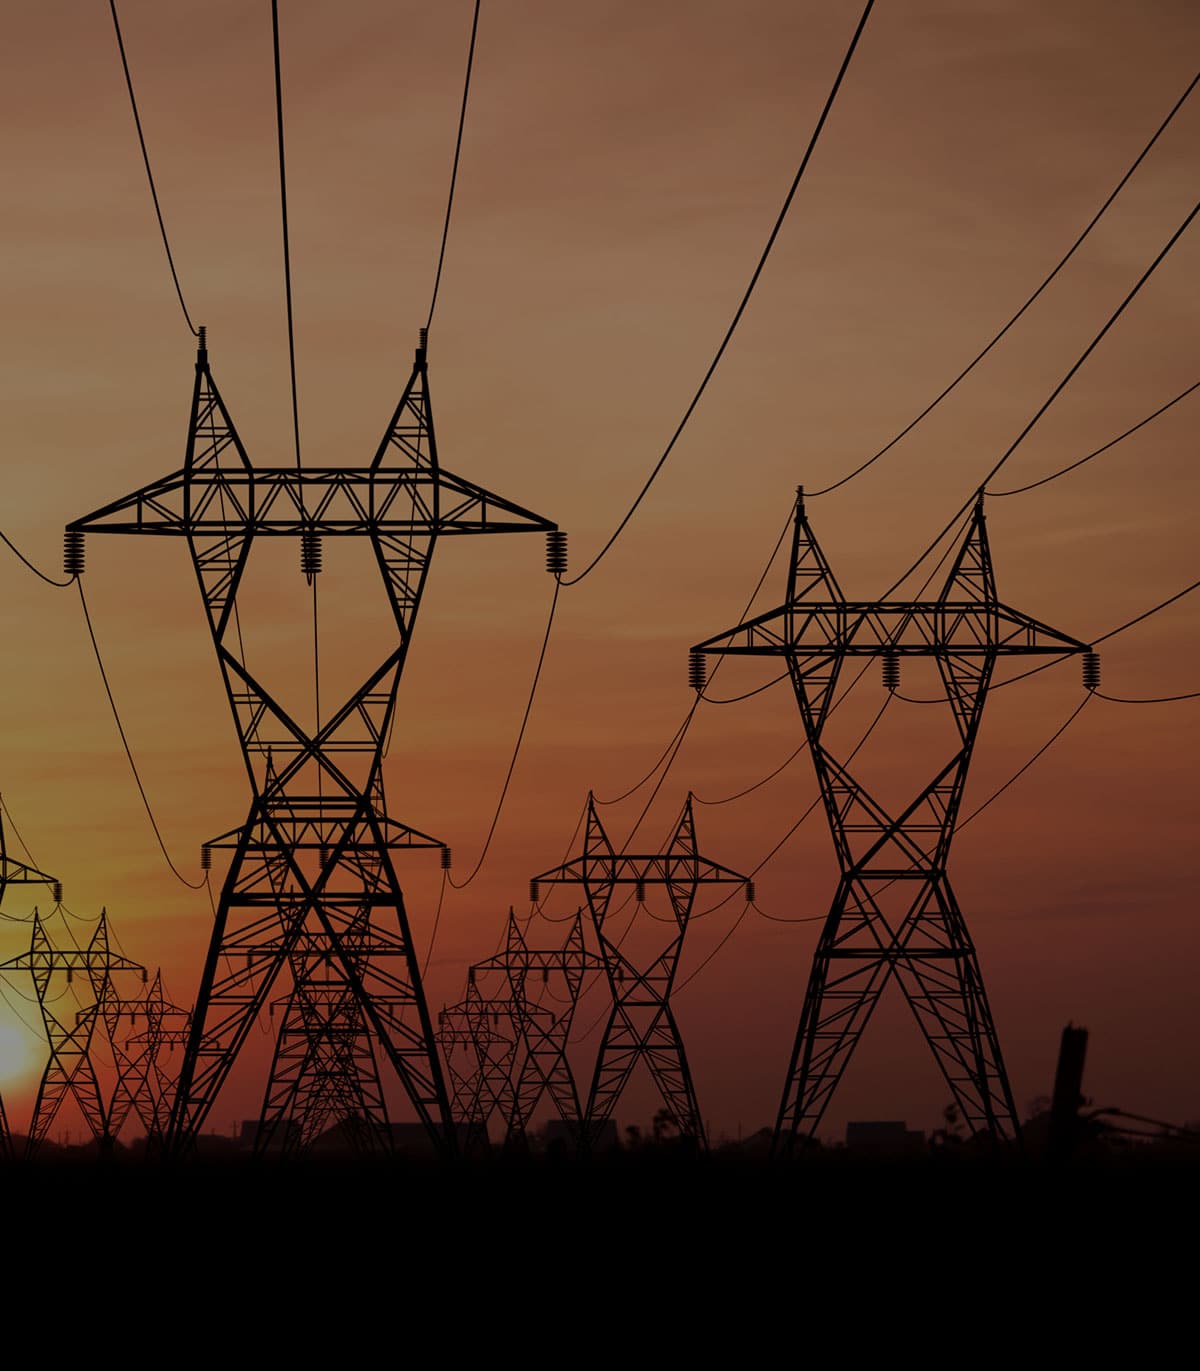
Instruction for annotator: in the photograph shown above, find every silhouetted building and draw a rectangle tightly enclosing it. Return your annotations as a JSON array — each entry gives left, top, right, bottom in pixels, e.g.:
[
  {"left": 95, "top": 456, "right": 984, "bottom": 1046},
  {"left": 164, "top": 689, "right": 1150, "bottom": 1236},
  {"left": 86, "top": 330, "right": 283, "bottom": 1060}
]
[
  {"left": 845, "top": 1121, "right": 925, "bottom": 1153},
  {"left": 541, "top": 1118, "right": 617, "bottom": 1152}
]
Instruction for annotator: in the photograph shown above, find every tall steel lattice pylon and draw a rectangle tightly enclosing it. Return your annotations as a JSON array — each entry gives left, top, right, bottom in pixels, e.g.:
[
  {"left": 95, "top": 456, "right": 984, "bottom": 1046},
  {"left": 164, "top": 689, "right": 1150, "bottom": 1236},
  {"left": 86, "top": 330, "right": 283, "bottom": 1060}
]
[
  {"left": 532, "top": 796, "right": 749, "bottom": 1151},
  {"left": 250, "top": 811, "right": 447, "bottom": 1158},
  {"left": 692, "top": 492, "right": 1088, "bottom": 1149},
  {"left": 109, "top": 970, "right": 191, "bottom": 1150},
  {"left": 0, "top": 908, "right": 146, "bottom": 1157},
  {"left": 469, "top": 909, "right": 601, "bottom": 1149},
  {"left": 437, "top": 982, "right": 538, "bottom": 1154},
  {"left": 0, "top": 811, "right": 60, "bottom": 1158},
  {"left": 68, "top": 329, "right": 556, "bottom": 1156}
]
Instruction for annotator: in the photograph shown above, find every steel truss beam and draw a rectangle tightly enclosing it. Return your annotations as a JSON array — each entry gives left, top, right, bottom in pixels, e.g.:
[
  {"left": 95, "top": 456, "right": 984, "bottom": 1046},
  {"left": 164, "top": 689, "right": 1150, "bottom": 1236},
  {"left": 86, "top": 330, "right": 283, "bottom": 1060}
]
[
  {"left": 532, "top": 797, "right": 749, "bottom": 1151},
  {"left": 69, "top": 332, "right": 556, "bottom": 1157},
  {"left": 693, "top": 492, "right": 1087, "bottom": 1150}
]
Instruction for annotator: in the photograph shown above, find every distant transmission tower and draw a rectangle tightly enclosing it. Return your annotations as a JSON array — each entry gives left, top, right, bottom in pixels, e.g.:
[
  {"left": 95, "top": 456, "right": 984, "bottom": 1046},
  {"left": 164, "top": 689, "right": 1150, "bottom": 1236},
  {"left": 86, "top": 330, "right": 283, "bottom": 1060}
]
[
  {"left": 532, "top": 796, "right": 749, "bottom": 1150},
  {"left": 108, "top": 970, "right": 191, "bottom": 1149},
  {"left": 469, "top": 909, "right": 601, "bottom": 1149},
  {"left": 0, "top": 811, "right": 59, "bottom": 1159},
  {"left": 691, "top": 492, "right": 1089, "bottom": 1149},
  {"left": 0, "top": 908, "right": 146, "bottom": 1157},
  {"left": 437, "top": 983, "right": 529, "bottom": 1154},
  {"left": 68, "top": 329, "right": 557, "bottom": 1156},
  {"left": 251, "top": 813, "right": 447, "bottom": 1158}
]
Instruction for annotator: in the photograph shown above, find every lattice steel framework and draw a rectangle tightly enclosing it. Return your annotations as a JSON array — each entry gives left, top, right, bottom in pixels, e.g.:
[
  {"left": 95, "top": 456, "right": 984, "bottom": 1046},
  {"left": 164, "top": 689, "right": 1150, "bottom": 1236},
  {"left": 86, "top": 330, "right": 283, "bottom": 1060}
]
[
  {"left": 532, "top": 796, "right": 748, "bottom": 1150},
  {"left": 68, "top": 331, "right": 556, "bottom": 1156},
  {"left": 107, "top": 970, "right": 191, "bottom": 1149},
  {"left": 250, "top": 807, "right": 445, "bottom": 1158},
  {"left": 0, "top": 810, "right": 59, "bottom": 911},
  {"left": 692, "top": 493, "right": 1087, "bottom": 1149},
  {"left": 0, "top": 813, "right": 59, "bottom": 1159},
  {"left": 437, "top": 983, "right": 531, "bottom": 1154},
  {"left": 0, "top": 909, "right": 145, "bottom": 1156},
  {"left": 469, "top": 909, "right": 601, "bottom": 1149}
]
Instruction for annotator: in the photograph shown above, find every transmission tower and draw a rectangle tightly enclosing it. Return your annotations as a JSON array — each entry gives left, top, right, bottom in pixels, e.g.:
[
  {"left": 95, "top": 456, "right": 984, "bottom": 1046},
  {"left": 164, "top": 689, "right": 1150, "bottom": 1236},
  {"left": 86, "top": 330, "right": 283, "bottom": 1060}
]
[
  {"left": 256, "top": 974, "right": 389, "bottom": 1157},
  {"left": 691, "top": 492, "right": 1089, "bottom": 1149},
  {"left": 437, "top": 983, "right": 529, "bottom": 1154},
  {"left": 531, "top": 795, "right": 749, "bottom": 1151},
  {"left": 250, "top": 814, "right": 447, "bottom": 1158},
  {"left": 0, "top": 908, "right": 146, "bottom": 1157},
  {"left": 68, "top": 329, "right": 557, "bottom": 1156},
  {"left": 469, "top": 909, "right": 601, "bottom": 1149},
  {"left": 0, "top": 811, "right": 60, "bottom": 1159},
  {"left": 104, "top": 970, "right": 191, "bottom": 1150}
]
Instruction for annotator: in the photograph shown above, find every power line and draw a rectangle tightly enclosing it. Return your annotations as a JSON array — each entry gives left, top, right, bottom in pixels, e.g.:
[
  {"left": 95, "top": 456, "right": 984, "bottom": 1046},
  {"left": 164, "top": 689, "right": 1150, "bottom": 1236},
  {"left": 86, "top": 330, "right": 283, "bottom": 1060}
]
[
  {"left": 270, "top": 0, "right": 303, "bottom": 483},
  {"left": 978, "top": 201, "right": 1198, "bottom": 495},
  {"left": 1096, "top": 688, "right": 1200, "bottom": 704},
  {"left": 0, "top": 795, "right": 45, "bottom": 873},
  {"left": 448, "top": 581, "right": 560, "bottom": 888},
  {"left": 693, "top": 740, "right": 806, "bottom": 806},
  {"left": 957, "top": 695, "right": 1091, "bottom": 830},
  {"left": 76, "top": 581, "right": 205, "bottom": 891},
  {"left": 426, "top": 0, "right": 482, "bottom": 334},
  {"left": 809, "top": 68, "right": 1199, "bottom": 498},
  {"left": 878, "top": 195, "right": 1199, "bottom": 602},
  {"left": 1093, "top": 576, "right": 1200, "bottom": 644},
  {"left": 108, "top": 0, "right": 198, "bottom": 336},
  {"left": 421, "top": 870, "right": 449, "bottom": 978},
  {"left": 594, "top": 706, "right": 696, "bottom": 807},
  {"left": 560, "top": 0, "right": 878, "bottom": 585},
  {"left": 749, "top": 902, "right": 825, "bottom": 926},
  {"left": 700, "top": 673, "right": 788, "bottom": 705},
  {"left": 0, "top": 531, "right": 73, "bottom": 588},
  {"left": 990, "top": 379, "right": 1200, "bottom": 496},
  {"left": 592, "top": 503, "right": 793, "bottom": 813}
]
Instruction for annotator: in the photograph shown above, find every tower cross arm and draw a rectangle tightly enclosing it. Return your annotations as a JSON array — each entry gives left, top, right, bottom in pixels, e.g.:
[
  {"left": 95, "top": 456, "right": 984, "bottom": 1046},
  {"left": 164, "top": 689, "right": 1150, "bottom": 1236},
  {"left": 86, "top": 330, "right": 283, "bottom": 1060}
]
[
  {"left": 0, "top": 948, "right": 145, "bottom": 976},
  {"left": 471, "top": 947, "right": 605, "bottom": 976},
  {"left": 0, "top": 855, "right": 58, "bottom": 888},
  {"left": 67, "top": 466, "right": 557, "bottom": 539},
  {"left": 692, "top": 599, "right": 1088, "bottom": 659},
  {"left": 532, "top": 853, "right": 749, "bottom": 887}
]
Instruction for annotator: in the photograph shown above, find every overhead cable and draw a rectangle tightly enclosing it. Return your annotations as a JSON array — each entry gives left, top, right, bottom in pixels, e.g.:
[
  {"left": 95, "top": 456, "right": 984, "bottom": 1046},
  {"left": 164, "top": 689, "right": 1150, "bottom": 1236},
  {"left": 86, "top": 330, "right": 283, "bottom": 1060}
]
[
  {"left": 426, "top": 1, "right": 482, "bottom": 333},
  {"left": 809, "top": 69, "right": 1199, "bottom": 497},
  {"left": 560, "top": 0, "right": 878, "bottom": 585},
  {"left": 0, "top": 531, "right": 73, "bottom": 588},
  {"left": 108, "top": 0, "right": 199, "bottom": 336},
  {"left": 448, "top": 581, "right": 560, "bottom": 887},
  {"left": 990, "top": 379, "right": 1200, "bottom": 496},
  {"left": 76, "top": 581, "right": 206, "bottom": 890},
  {"left": 270, "top": 0, "right": 303, "bottom": 482},
  {"left": 880, "top": 196, "right": 1199, "bottom": 600}
]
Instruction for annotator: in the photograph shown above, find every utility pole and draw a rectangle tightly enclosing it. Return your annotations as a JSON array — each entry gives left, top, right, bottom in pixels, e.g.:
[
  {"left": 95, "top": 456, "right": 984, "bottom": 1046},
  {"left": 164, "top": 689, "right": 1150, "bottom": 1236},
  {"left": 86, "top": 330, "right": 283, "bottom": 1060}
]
[
  {"left": 68, "top": 329, "right": 557, "bottom": 1156},
  {"left": 532, "top": 795, "right": 750, "bottom": 1151},
  {"left": 692, "top": 491, "right": 1090, "bottom": 1150}
]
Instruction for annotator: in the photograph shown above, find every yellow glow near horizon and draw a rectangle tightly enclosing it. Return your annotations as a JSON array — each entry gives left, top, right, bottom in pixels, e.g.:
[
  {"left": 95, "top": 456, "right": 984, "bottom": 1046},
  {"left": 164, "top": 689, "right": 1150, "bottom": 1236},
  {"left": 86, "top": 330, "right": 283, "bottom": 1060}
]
[{"left": 0, "top": 1022, "right": 39, "bottom": 1088}]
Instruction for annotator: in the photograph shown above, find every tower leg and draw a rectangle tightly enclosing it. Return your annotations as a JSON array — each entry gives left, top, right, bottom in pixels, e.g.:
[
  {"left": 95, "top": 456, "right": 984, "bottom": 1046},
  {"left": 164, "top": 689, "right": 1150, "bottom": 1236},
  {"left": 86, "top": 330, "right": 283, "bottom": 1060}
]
[
  {"left": 166, "top": 799, "right": 452, "bottom": 1156},
  {"left": 775, "top": 874, "right": 1018, "bottom": 1151}
]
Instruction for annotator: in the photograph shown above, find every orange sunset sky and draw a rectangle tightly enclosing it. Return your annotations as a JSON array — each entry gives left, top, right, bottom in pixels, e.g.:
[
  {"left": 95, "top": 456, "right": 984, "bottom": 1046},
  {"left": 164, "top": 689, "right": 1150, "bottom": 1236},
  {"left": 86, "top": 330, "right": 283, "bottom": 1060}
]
[{"left": 0, "top": 0, "right": 1197, "bottom": 1142}]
